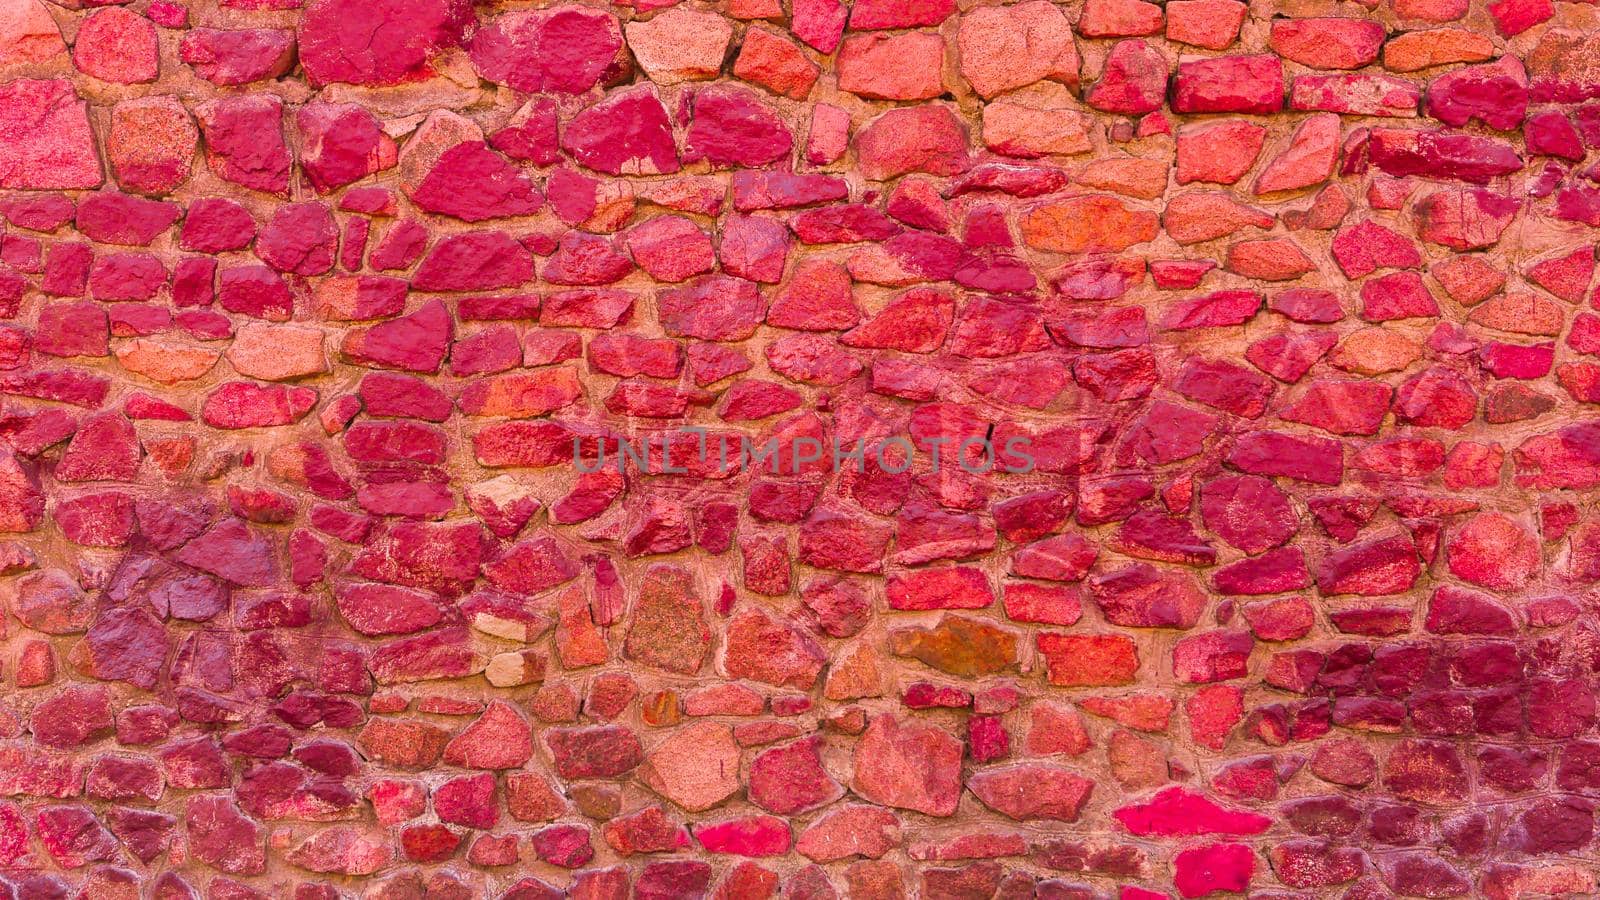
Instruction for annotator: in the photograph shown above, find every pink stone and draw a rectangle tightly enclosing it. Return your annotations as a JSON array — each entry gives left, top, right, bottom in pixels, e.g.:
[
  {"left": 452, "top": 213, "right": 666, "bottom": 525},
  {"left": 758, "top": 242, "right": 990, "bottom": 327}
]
[
  {"left": 1087, "top": 39, "right": 1168, "bottom": 114},
  {"left": 490, "top": 98, "right": 559, "bottom": 165},
  {"left": 203, "top": 382, "right": 317, "bottom": 430},
  {"left": 257, "top": 202, "right": 338, "bottom": 275},
  {"left": 1172, "top": 629, "right": 1252, "bottom": 683},
  {"left": 1113, "top": 787, "right": 1271, "bottom": 837},
  {"left": 790, "top": 0, "right": 848, "bottom": 52},
  {"left": 838, "top": 32, "right": 945, "bottom": 100},
  {"left": 434, "top": 772, "right": 498, "bottom": 828},
  {"left": 1087, "top": 563, "right": 1203, "bottom": 628},
  {"left": 1316, "top": 533, "right": 1421, "bottom": 596},
  {"left": 692, "top": 816, "right": 792, "bottom": 857},
  {"left": 1176, "top": 121, "right": 1264, "bottom": 185},
  {"left": 299, "top": 0, "right": 471, "bottom": 86},
  {"left": 1281, "top": 379, "right": 1394, "bottom": 436},
  {"left": 186, "top": 796, "right": 265, "bottom": 875},
  {"left": 1173, "top": 55, "right": 1284, "bottom": 114},
  {"left": 180, "top": 28, "right": 295, "bottom": 85},
  {"left": 470, "top": 6, "right": 627, "bottom": 93},
  {"left": 685, "top": 85, "right": 793, "bottom": 168},
  {"left": 969, "top": 764, "right": 1093, "bottom": 821},
  {"left": 1269, "top": 17, "right": 1383, "bottom": 69},
  {"left": 107, "top": 96, "right": 198, "bottom": 196},
  {"left": 1228, "top": 430, "right": 1343, "bottom": 484},
  {"left": 0, "top": 80, "right": 103, "bottom": 190},
  {"left": 625, "top": 7, "right": 732, "bottom": 84},
  {"left": 56, "top": 412, "right": 139, "bottom": 481},
  {"left": 1370, "top": 130, "right": 1522, "bottom": 184},
  {"left": 638, "top": 721, "right": 741, "bottom": 811},
  {"left": 1254, "top": 113, "right": 1340, "bottom": 194},
  {"left": 723, "top": 608, "right": 826, "bottom": 688},
  {"left": 444, "top": 700, "right": 533, "bottom": 770},
  {"left": 0, "top": 0, "right": 64, "bottom": 67},
  {"left": 1166, "top": 0, "right": 1245, "bottom": 48},
  {"left": 287, "top": 827, "right": 392, "bottom": 875},
  {"left": 850, "top": 0, "right": 954, "bottom": 28},
  {"left": 73, "top": 8, "right": 158, "bottom": 84},
  {"left": 1446, "top": 512, "right": 1539, "bottom": 590},
  {"left": 195, "top": 95, "right": 291, "bottom": 195},
  {"left": 1488, "top": 0, "right": 1551, "bottom": 35},
  {"left": 1427, "top": 55, "right": 1528, "bottom": 131},
  {"left": 852, "top": 715, "right": 963, "bottom": 816},
  {"left": 736, "top": 28, "right": 820, "bottom": 100},
  {"left": 1291, "top": 73, "right": 1422, "bottom": 118},
  {"left": 658, "top": 275, "right": 766, "bottom": 341},
  {"left": 958, "top": 2, "right": 1077, "bottom": 101},
  {"left": 298, "top": 102, "right": 398, "bottom": 193},
  {"left": 748, "top": 737, "right": 843, "bottom": 815},
  {"left": 1174, "top": 843, "right": 1255, "bottom": 898},
  {"left": 796, "top": 805, "right": 901, "bottom": 862},
  {"left": 1079, "top": 0, "right": 1163, "bottom": 36},
  {"left": 413, "top": 231, "right": 534, "bottom": 292},
  {"left": 626, "top": 215, "right": 716, "bottom": 283},
  {"left": 409, "top": 142, "right": 543, "bottom": 223},
  {"left": 562, "top": 86, "right": 680, "bottom": 176},
  {"left": 855, "top": 105, "right": 969, "bottom": 180}
]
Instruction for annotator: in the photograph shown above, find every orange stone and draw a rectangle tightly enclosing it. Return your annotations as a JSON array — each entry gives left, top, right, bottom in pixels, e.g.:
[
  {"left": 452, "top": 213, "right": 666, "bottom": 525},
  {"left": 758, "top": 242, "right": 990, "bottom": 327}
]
[
  {"left": 1020, "top": 195, "right": 1159, "bottom": 254},
  {"left": 1383, "top": 28, "right": 1495, "bottom": 72},
  {"left": 115, "top": 338, "right": 221, "bottom": 384},
  {"left": 1037, "top": 633, "right": 1140, "bottom": 686}
]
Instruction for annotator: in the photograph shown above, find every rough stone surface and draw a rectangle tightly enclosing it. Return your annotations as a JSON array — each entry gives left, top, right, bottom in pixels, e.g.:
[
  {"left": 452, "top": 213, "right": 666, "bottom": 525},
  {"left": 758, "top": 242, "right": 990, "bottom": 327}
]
[{"left": 0, "top": 3, "right": 1587, "bottom": 896}]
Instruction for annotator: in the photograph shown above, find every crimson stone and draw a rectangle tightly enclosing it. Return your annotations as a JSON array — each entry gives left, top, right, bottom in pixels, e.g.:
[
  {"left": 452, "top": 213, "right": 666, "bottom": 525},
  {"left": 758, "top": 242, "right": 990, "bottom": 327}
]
[
  {"left": 470, "top": 7, "right": 626, "bottom": 94},
  {"left": 1114, "top": 787, "right": 1272, "bottom": 837},
  {"left": 412, "top": 231, "right": 534, "bottom": 292},
  {"left": 1173, "top": 55, "right": 1284, "bottom": 113},
  {"left": 561, "top": 86, "right": 680, "bottom": 176},
  {"left": 684, "top": 86, "right": 794, "bottom": 169},
  {"left": 76, "top": 192, "right": 179, "bottom": 246},
  {"left": 196, "top": 96, "right": 290, "bottom": 195},
  {"left": 298, "top": 0, "right": 470, "bottom": 86},
  {"left": 180, "top": 28, "right": 295, "bottom": 85},
  {"left": 546, "top": 726, "right": 643, "bottom": 779}
]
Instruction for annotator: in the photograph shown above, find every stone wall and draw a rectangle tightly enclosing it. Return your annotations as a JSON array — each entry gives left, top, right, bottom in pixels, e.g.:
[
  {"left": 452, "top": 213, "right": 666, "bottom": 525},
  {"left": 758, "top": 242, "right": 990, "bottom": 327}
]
[{"left": 0, "top": 0, "right": 1593, "bottom": 895}]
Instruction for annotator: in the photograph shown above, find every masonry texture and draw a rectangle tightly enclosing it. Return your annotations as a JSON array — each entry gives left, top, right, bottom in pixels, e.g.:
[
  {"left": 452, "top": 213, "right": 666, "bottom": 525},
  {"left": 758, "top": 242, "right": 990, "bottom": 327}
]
[{"left": 0, "top": 0, "right": 1596, "bottom": 895}]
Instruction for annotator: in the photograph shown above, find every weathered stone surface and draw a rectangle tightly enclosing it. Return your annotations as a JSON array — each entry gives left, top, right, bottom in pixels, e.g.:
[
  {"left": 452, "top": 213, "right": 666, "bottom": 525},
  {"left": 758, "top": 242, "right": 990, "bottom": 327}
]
[
  {"left": 107, "top": 97, "right": 197, "bottom": 197},
  {"left": 639, "top": 722, "right": 741, "bottom": 812},
  {"left": 626, "top": 7, "right": 730, "bottom": 85},
  {"left": 1087, "top": 39, "right": 1168, "bottom": 114},
  {"left": 471, "top": 6, "right": 627, "bottom": 93},
  {"left": 983, "top": 83, "right": 1094, "bottom": 157},
  {"left": 1021, "top": 194, "right": 1158, "bottom": 253},
  {"left": 444, "top": 700, "right": 532, "bottom": 770},
  {"left": 852, "top": 715, "right": 963, "bottom": 816},
  {"left": 298, "top": 102, "right": 397, "bottom": 193},
  {"left": 180, "top": 28, "right": 295, "bottom": 86},
  {"left": 855, "top": 105, "right": 968, "bottom": 179},
  {"left": 73, "top": 8, "right": 158, "bottom": 84},
  {"left": 0, "top": 0, "right": 64, "bottom": 69},
  {"left": 299, "top": 0, "right": 471, "bottom": 86},
  {"left": 562, "top": 85, "right": 680, "bottom": 176},
  {"left": 0, "top": 80, "right": 102, "bottom": 189},
  {"left": 195, "top": 95, "right": 290, "bottom": 195},
  {"left": 0, "top": 3, "right": 1584, "bottom": 894},
  {"left": 748, "top": 737, "right": 843, "bottom": 815},
  {"left": 624, "top": 565, "right": 710, "bottom": 674},
  {"left": 958, "top": 1, "right": 1078, "bottom": 99},
  {"left": 969, "top": 764, "right": 1094, "bottom": 821}
]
